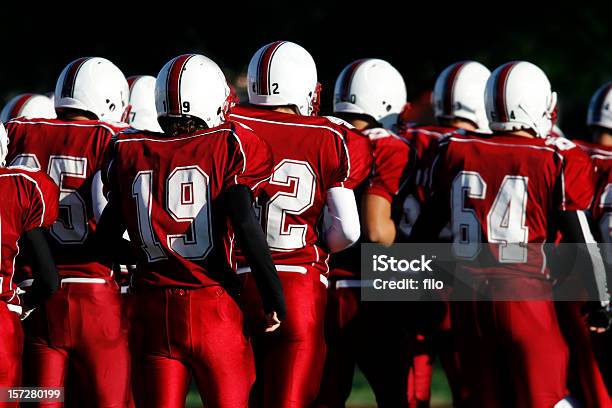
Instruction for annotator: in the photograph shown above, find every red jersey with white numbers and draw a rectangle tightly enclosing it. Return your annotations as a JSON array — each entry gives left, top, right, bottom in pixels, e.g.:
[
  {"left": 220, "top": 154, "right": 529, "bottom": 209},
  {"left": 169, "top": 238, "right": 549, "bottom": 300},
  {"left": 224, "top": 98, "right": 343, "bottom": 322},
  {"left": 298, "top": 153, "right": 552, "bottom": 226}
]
[
  {"left": 5, "top": 117, "right": 127, "bottom": 279},
  {"left": 104, "top": 122, "right": 273, "bottom": 288},
  {"left": 230, "top": 105, "right": 370, "bottom": 275},
  {"left": 430, "top": 131, "right": 594, "bottom": 278},
  {"left": 0, "top": 167, "right": 58, "bottom": 304}
]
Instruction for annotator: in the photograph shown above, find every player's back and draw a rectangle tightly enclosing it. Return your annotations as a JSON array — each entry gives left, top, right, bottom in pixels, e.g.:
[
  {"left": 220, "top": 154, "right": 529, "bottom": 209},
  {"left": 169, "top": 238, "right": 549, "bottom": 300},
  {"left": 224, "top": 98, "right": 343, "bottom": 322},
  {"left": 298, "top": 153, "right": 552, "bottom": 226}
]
[
  {"left": 0, "top": 166, "right": 58, "bottom": 304},
  {"left": 230, "top": 105, "right": 356, "bottom": 274},
  {"left": 434, "top": 131, "right": 593, "bottom": 277},
  {"left": 107, "top": 122, "right": 271, "bottom": 288},
  {"left": 5, "top": 117, "right": 124, "bottom": 278}
]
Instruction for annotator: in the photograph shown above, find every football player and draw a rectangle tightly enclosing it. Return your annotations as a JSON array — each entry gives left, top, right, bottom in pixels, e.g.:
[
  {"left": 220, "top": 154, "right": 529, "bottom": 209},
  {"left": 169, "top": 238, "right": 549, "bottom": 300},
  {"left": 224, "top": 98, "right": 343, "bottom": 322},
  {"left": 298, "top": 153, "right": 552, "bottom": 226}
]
[
  {"left": 5, "top": 57, "right": 132, "bottom": 407},
  {"left": 99, "top": 53, "right": 285, "bottom": 408},
  {"left": 403, "top": 61, "right": 491, "bottom": 233},
  {"left": 404, "top": 61, "right": 491, "bottom": 408},
  {"left": 587, "top": 87, "right": 612, "bottom": 398},
  {"left": 229, "top": 41, "right": 369, "bottom": 408},
  {"left": 0, "top": 124, "right": 59, "bottom": 406},
  {"left": 0, "top": 93, "right": 56, "bottom": 122},
  {"left": 570, "top": 83, "right": 612, "bottom": 397},
  {"left": 114, "top": 75, "right": 162, "bottom": 296},
  {"left": 315, "top": 58, "right": 415, "bottom": 408},
  {"left": 410, "top": 61, "right": 610, "bottom": 407}
]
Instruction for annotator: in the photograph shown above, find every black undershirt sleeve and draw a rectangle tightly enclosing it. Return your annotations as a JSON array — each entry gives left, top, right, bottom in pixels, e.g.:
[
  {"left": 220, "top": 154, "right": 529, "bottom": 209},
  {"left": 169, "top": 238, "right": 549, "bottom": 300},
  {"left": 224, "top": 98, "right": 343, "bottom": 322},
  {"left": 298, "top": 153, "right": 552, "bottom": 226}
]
[
  {"left": 225, "top": 185, "right": 286, "bottom": 320},
  {"left": 21, "top": 228, "right": 59, "bottom": 308}
]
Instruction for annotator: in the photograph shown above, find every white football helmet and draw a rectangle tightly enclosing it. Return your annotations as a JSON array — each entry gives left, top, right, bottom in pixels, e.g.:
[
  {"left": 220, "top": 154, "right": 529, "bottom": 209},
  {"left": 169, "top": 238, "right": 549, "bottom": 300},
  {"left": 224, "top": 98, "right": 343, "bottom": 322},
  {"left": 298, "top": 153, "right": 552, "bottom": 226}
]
[
  {"left": 156, "top": 54, "right": 230, "bottom": 128},
  {"left": 0, "top": 123, "right": 8, "bottom": 167},
  {"left": 433, "top": 61, "right": 490, "bottom": 130},
  {"left": 55, "top": 57, "right": 129, "bottom": 123},
  {"left": 126, "top": 76, "right": 163, "bottom": 132},
  {"left": 333, "top": 58, "right": 407, "bottom": 129},
  {"left": 587, "top": 82, "right": 612, "bottom": 130},
  {"left": 0, "top": 94, "right": 56, "bottom": 122},
  {"left": 485, "top": 61, "right": 557, "bottom": 138},
  {"left": 247, "top": 41, "right": 319, "bottom": 116}
]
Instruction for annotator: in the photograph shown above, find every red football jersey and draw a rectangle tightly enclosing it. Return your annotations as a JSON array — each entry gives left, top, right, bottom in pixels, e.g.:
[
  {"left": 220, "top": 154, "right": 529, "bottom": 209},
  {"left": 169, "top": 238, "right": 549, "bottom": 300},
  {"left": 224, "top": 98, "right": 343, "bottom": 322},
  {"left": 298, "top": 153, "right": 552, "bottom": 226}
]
[
  {"left": 400, "top": 125, "right": 456, "bottom": 201},
  {"left": 5, "top": 118, "right": 126, "bottom": 279},
  {"left": 364, "top": 127, "right": 413, "bottom": 233},
  {"left": 575, "top": 140, "right": 612, "bottom": 263},
  {"left": 230, "top": 105, "right": 370, "bottom": 274},
  {"left": 0, "top": 166, "right": 58, "bottom": 304},
  {"left": 430, "top": 131, "right": 594, "bottom": 278},
  {"left": 104, "top": 122, "right": 273, "bottom": 288}
]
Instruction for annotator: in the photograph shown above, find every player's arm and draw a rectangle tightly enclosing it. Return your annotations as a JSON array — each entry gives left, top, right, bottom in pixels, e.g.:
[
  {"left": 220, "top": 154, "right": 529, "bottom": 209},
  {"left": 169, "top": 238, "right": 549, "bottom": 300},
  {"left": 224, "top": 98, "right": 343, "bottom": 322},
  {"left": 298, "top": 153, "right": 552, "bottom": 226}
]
[
  {"left": 21, "top": 228, "right": 59, "bottom": 309},
  {"left": 557, "top": 210, "right": 611, "bottom": 332},
  {"left": 92, "top": 200, "right": 138, "bottom": 265},
  {"left": 225, "top": 184, "right": 286, "bottom": 331},
  {"left": 323, "top": 187, "right": 360, "bottom": 252},
  {"left": 362, "top": 194, "right": 396, "bottom": 245},
  {"left": 92, "top": 170, "right": 108, "bottom": 222}
]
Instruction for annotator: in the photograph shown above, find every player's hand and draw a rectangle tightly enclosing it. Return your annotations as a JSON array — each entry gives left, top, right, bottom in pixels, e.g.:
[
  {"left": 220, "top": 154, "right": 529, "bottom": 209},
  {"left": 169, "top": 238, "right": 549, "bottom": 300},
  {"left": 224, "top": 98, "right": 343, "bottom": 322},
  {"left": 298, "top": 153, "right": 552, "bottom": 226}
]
[
  {"left": 265, "top": 311, "right": 282, "bottom": 333},
  {"left": 584, "top": 302, "right": 611, "bottom": 333}
]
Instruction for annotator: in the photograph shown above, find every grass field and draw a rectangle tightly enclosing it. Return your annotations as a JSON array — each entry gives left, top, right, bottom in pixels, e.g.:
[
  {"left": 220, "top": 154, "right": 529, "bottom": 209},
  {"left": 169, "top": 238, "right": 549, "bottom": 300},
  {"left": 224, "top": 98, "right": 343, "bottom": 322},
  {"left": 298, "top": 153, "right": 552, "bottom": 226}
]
[{"left": 186, "top": 360, "right": 452, "bottom": 407}]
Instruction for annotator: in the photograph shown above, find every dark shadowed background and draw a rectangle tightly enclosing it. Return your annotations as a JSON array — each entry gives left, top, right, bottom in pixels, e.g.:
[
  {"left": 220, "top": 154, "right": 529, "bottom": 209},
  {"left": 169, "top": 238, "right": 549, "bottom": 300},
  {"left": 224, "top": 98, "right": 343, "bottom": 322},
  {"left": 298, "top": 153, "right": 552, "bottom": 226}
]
[{"left": 1, "top": 4, "right": 610, "bottom": 138}]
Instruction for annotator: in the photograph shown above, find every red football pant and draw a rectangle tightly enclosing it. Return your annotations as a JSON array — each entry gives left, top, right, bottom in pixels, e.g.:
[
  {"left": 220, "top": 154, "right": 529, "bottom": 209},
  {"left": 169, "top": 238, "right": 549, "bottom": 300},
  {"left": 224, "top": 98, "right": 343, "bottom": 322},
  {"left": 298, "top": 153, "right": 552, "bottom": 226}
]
[
  {"left": 241, "top": 268, "right": 327, "bottom": 408},
  {"left": 452, "top": 278, "right": 568, "bottom": 408},
  {"left": 22, "top": 280, "right": 130, "bottom": 408},
  {"left": 555, "top": 301, "right": 611, "bottom": 407},
  {"left": 129, "top": 286, "right": 255, "bottom": 408},
  {"left": 0, "top": 305, "right": 23, "bottom": 408},
  {"left": 313, "top": 284, "right": 413, "bottom": 408}
]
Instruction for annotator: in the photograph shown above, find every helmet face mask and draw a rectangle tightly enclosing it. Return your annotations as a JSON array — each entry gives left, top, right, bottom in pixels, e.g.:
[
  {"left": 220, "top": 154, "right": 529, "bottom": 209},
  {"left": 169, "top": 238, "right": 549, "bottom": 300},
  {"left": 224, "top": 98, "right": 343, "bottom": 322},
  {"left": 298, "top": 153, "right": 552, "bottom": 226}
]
[
  {"left": 156, "top": 54, "right": 231, "bottom": 130},
  {"left": 247, "top": 41, "right": 319, "bottom": 116},
  {"left": 332, "top": 58, "right": 407, "bottom": 129},
  {"left": 485, "top": 61, "right": 556, "bottom": 138},
  {"left": 54, "top": 57, "right": 129, "bottom": 123}
]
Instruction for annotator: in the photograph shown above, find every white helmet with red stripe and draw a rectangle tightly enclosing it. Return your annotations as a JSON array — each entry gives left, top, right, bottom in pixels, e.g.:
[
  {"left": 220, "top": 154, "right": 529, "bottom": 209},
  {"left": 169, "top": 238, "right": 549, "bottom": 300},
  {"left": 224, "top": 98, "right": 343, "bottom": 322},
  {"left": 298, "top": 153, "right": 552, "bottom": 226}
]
[
  {"left": 0, "top": 123, "right": 8, "bottom": 167},
  {"left": 485, "top": 61, "right": 557, "bottom": 138},
  {"left": 0, "top": 93, "right": 56, "bottom": 122},
  {"left": 433, "top": 61, "right": 490, "bottom": 130},
  {"left": 126, "top": 76, "right": 163, "bottom": 132},
  {"left": 156, "top": 54, "right": 230, "bottom": 128},
  {"left": 55, "top": 57, "right": 129, "bottom": 123},
  {"left": 587, "top": 82, "right": 612, "bottom": 130},
  {"left": 333, "top": 58, "right": 406, "bottom": 128},
  {"left": 247, "top": 41, "right": 319, "bottom": 116}
]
